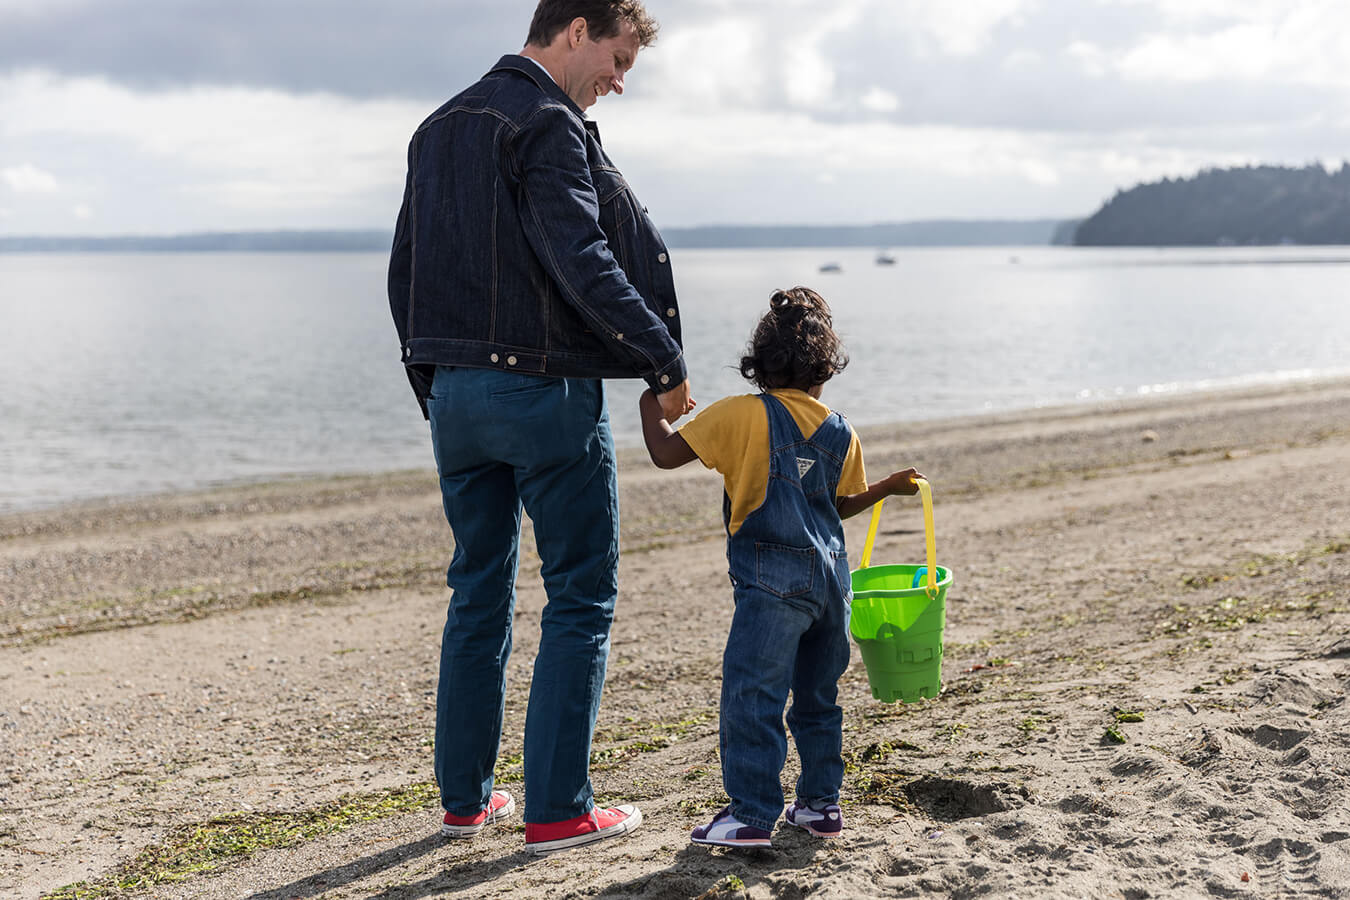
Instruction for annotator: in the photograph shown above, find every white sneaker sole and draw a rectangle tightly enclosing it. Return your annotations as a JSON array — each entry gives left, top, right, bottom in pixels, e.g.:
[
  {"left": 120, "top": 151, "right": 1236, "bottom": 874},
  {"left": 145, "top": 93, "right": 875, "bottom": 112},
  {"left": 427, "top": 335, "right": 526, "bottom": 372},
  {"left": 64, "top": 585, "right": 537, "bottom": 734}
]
[
  {"left": 690, "top": 834, "right": 773, "bottom": 848},
  {"left": 441, "top": 794, "right": 516, "bottom": 838},
  {"left": 526, "top": 805, "right": 643, "bottom": 855},
  {"left": 785, "top": 819, "right": 841, "bottom": 838},
  {"left": 783, "top": 806, "right": 842, "bottom": 838}
]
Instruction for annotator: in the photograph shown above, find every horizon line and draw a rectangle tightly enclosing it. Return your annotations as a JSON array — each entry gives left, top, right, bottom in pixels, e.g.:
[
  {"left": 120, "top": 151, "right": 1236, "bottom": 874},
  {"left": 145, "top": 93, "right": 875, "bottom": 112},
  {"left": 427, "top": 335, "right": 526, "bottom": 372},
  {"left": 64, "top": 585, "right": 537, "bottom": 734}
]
[{"left": 0, "top": 217, "right": 1082, "bottom": 243}]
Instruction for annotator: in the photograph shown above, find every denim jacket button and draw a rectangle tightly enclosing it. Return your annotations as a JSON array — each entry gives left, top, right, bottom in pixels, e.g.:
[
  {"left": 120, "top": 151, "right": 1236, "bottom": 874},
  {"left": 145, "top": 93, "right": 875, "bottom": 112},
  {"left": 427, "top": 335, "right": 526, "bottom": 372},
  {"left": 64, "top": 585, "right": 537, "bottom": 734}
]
[
  {"left": 507, "top": 356, "right": 518, "bottom": 366},
  {"left": 665, "top": 307, "right": 676, "bottom": 318},
  {"left": 490, "top": 353, "right": 500, "bottom": 363},
  {"left": 660, "top": 374, "right": 670, "bottom": 385},
  {"left": 615, "top": 333, "right": 624, "bottom": 341},
  {"left": 657, "top": 252, "right": 668, "bottom": 263}
]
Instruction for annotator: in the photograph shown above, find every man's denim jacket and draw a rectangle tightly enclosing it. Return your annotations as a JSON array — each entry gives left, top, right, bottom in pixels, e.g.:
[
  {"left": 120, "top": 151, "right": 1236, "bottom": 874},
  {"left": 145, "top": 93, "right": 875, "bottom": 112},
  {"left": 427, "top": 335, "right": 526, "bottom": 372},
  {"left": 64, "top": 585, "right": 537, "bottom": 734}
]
[{"left": 388, "top": 55, "right": 686, "bottom": 418}]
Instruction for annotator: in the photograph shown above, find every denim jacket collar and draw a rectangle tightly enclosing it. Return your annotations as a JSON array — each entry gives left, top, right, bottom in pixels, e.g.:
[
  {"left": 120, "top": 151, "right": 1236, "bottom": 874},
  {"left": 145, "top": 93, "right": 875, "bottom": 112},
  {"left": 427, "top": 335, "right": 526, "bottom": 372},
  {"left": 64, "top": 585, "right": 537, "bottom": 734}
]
[{"left": 488, "top": 54, "right": 589, "bottom": 122}]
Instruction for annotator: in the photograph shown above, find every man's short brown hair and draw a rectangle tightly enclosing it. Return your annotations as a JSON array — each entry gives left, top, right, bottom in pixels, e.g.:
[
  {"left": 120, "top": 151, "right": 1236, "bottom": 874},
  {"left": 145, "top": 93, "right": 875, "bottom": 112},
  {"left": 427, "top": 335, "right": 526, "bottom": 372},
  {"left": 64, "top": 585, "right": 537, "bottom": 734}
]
[{"left": 526, "top": 0, "right": 659, "bottom": 49}]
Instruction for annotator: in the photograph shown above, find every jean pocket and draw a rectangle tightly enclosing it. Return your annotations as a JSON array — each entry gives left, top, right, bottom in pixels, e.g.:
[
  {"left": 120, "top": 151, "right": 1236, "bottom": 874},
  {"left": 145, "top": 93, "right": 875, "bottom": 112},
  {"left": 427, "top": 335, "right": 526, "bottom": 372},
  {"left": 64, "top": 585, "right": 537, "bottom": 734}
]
[
  {"left": 489, "top": 373, "right": 560, "bottom": 402},
  {"left": 755, "top": 542, "right": 815, "bottom": 598}
]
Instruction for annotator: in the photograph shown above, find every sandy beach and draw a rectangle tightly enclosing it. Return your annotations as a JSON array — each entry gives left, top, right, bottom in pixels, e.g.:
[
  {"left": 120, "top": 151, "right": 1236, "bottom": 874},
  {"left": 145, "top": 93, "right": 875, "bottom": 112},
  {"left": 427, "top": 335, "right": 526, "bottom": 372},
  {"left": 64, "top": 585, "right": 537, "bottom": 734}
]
[{"left": 3, "top": 378, "right": 1348, "bottom": 899}]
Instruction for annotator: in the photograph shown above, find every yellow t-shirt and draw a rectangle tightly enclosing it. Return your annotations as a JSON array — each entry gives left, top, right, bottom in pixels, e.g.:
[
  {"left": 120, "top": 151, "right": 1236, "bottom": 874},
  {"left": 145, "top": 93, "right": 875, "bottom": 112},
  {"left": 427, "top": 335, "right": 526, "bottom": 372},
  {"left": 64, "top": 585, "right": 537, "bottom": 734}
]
[{"left": 678, "top": 389, "right": 867, "bottom": 536}]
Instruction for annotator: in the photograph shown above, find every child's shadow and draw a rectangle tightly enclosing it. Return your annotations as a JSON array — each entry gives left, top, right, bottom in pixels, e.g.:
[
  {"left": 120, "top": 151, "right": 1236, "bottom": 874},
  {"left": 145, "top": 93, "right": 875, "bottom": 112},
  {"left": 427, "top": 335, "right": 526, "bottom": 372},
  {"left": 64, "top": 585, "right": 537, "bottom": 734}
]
[{"left": 592, "top": 830, "right": 848, "bottom": 898}]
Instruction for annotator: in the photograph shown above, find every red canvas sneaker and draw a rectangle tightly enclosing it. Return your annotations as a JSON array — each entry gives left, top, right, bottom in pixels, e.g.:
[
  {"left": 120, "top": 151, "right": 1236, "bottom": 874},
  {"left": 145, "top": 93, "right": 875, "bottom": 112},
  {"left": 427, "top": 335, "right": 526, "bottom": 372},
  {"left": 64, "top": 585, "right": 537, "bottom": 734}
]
[
  {"left": 524, "top": 804, "right": 643, "bottom": 855},
  {"left": 441, "top": 790, "right": 516, "bottom": 838}
]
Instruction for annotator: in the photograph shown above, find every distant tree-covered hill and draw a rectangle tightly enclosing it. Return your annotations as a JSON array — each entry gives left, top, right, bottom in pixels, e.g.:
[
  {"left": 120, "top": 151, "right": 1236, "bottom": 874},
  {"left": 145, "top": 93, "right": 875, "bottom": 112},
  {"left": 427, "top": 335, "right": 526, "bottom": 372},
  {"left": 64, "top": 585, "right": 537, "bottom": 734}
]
[
  {"left": 0, "top": 230, "right": 392, "bottom": 253},
  {"left": 1073, "top": 163, "right": 1350, "bottom": 246}
]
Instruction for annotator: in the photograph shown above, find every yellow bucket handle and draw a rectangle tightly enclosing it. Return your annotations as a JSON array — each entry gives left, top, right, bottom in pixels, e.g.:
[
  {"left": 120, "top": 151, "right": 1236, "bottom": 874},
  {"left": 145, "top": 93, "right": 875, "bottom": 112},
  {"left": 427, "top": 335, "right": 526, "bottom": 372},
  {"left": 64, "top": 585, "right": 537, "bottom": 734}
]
[{"left": 858, "top": 477, "right": 938, "bottom": 598}]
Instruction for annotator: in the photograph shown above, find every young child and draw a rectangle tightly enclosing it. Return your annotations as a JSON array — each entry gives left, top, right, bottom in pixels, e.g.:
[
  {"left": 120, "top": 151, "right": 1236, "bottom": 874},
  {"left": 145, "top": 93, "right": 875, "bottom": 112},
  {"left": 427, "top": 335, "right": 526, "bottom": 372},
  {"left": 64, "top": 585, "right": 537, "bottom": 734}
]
[{"left": 639, "top": 286, "right": 922, "bottom": 848}]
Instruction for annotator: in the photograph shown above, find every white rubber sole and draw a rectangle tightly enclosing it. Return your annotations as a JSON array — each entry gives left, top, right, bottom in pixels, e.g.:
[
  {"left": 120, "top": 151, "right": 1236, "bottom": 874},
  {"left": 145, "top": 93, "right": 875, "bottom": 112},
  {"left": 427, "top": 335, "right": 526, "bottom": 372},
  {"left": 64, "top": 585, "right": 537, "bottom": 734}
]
[
  {"left": 691, "top": 814, "right": 773, "bottom": 849},
  {"left": 784, "top": 819, "right": 841, "bottom": 838},
  {"left": 441, "top": 793, "right": 516, "bottom": 838},
  {"left": 783, "top": 807, "right": 842, "bottom": 838},
  {"left": 690, "top": 835, "right": 773, "bottom": 849}
]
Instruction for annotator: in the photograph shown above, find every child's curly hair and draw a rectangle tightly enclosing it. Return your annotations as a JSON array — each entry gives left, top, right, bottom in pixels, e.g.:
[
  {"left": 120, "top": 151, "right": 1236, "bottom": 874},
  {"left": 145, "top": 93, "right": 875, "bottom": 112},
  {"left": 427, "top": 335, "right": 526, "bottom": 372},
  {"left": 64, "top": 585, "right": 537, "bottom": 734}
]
[{"left": 739, "top": 286, "right": 849, "bottom": 391}]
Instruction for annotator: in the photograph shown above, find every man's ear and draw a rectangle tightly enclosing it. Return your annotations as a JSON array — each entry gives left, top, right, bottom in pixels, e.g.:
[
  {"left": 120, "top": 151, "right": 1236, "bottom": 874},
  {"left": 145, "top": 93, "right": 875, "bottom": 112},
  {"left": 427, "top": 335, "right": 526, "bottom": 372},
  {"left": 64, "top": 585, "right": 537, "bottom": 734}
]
[{"left": 568, "top": 16, "right": 588, "bottom": 48}]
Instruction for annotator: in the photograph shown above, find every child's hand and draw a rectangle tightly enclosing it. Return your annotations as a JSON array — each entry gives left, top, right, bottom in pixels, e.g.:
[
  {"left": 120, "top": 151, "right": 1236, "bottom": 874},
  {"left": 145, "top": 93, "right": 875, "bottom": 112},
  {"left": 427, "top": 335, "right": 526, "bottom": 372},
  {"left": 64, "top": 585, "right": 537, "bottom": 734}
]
[
  {"left": 658, "top": 379, "right": 695, "bottom": 422},
  {"left": 836, "top": 467, "right": 925, "bottom": 519},
  {"left": 884, "top": 468, "right": 924, "bottom": 496},
  {"left": 639, "top": 389, "right": 699, "bottom": 470}
]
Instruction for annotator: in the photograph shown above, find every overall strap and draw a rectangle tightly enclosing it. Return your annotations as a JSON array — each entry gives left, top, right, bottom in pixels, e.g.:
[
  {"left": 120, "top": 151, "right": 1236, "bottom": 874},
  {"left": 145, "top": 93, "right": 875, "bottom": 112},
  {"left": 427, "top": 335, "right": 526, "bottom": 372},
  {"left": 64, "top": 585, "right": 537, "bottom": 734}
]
[
  {"left": 759, "top": 393, "right": 850, "bottom": 501},
  {"left": 805, "top": 411, "right": 854, "bottom": 465},
  {"left": 759, "top": 392, "right": 805, "bottom": 457}
]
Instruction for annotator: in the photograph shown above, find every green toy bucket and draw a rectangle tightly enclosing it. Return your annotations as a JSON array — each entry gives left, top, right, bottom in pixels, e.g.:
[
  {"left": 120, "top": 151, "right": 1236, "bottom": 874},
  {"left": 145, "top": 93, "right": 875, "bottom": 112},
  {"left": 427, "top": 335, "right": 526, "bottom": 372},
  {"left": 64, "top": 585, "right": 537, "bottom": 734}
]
[{"left": 850, "top": 479, "right": 952, "bottom": 703}]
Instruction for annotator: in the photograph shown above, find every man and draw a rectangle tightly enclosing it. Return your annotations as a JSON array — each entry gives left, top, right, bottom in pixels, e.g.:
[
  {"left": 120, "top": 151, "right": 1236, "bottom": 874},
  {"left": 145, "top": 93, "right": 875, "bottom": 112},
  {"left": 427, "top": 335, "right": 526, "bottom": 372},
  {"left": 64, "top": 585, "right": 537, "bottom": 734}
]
[{"left": 388, "top": 0, "right": 692, "bottom": 856}]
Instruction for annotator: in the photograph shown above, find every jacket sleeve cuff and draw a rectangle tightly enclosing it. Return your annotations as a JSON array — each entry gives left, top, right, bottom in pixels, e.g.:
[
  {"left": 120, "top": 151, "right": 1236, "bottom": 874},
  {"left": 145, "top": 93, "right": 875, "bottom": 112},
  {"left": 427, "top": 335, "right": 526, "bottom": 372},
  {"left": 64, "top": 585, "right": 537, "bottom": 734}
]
[{"left": 643, "top": 352, "right": 687, "bottom": 394}]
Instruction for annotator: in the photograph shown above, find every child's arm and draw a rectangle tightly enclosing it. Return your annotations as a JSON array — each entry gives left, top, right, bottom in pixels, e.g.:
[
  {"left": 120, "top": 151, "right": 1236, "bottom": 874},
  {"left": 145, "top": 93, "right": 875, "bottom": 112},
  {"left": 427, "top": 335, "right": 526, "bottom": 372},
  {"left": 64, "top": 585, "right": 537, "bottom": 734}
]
[
  {"left": 640, "top": 389, "right": 700, "bottom": 470},
  {"left": 836, "top": 468, "right": 924, "bottom": 519}
]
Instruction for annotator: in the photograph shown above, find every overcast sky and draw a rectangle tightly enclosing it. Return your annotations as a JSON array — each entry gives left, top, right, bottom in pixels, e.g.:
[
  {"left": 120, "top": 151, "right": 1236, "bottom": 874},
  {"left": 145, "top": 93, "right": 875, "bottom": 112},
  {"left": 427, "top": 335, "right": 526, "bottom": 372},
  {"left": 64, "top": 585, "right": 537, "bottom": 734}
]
[{"left": 2, "top": 0, "right": 1347, "bottom": 235}]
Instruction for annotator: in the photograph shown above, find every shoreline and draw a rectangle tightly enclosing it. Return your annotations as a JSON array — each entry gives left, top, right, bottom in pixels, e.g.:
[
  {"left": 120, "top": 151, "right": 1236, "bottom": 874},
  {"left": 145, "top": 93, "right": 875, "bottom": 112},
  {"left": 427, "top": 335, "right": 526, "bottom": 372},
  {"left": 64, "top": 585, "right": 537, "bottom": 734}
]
[
  {"left": 6, "top": 371, "right": 1350, "bottom": 527},
  {"left": 3, "top": 375, "right": 1348, "bottom": 898}
]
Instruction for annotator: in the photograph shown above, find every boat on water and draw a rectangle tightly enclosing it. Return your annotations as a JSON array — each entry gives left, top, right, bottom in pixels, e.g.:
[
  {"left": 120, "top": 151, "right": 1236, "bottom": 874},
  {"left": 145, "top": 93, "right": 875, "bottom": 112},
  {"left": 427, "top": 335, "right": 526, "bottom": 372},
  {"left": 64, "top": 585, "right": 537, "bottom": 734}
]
[
  {"left": 875, "top": 251, "right": 896, "bottom": 265},
  {"left": 818, "top": 262, "right": 843, "bottom": 273}
]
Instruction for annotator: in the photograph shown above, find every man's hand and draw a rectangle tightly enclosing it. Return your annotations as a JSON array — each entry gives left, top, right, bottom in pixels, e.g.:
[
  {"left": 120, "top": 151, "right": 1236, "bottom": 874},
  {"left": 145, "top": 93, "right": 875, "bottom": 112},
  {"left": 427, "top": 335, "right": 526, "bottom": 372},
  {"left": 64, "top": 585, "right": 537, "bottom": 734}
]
[{"left": 657, "top": 378, "right": 695, "bottom": 422}]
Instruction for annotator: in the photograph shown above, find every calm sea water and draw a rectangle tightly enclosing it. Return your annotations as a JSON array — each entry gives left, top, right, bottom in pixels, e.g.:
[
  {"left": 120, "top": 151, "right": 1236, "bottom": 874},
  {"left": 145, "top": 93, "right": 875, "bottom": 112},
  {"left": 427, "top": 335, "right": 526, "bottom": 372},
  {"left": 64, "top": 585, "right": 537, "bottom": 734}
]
[{"left": 2, "top": 246, "right": 1349, "bottom": 512}]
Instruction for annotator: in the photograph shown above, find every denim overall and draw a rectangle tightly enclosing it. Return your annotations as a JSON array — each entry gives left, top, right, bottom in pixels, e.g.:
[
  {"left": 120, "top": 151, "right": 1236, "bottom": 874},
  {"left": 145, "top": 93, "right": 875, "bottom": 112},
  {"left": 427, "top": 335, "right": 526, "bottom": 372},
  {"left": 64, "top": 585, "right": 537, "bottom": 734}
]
[{"left": 720, "top": 393, "right": 854, "bottom": 831}]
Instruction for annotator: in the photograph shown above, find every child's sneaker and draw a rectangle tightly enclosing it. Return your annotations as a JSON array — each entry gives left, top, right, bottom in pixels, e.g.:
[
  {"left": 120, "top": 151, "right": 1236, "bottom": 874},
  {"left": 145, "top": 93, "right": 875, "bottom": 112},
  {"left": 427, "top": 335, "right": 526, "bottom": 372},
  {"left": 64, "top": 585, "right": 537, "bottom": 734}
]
[
  {"left": 783, "top": 800, "right": 843, "bottom": 837},
  {"left": 524, "top": 804, "right": 643, "bottom": 855},
  {"left": 441, "top": 790, "right": 515, "bottom": 837},
  {"left": 690, "top": 806, "right": 773, "bottom": 848}
]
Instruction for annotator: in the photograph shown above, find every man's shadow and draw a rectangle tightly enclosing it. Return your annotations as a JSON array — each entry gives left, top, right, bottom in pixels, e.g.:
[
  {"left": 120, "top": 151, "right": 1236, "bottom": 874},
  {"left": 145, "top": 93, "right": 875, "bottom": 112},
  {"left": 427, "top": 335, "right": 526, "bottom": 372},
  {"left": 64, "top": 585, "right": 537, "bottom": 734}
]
[
  {"left": 247, "top": 828, "right": 839, "bottom": 899},
  {"left": 245, "top": 834, "right": 534, "bottom": 900}
]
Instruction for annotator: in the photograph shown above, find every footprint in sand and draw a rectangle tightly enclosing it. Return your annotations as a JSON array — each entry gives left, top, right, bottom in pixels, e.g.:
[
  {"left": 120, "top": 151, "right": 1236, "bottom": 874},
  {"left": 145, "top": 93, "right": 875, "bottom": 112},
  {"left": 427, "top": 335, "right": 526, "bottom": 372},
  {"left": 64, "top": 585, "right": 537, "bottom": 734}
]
[
  {"left": 901, "top": 776, "right": 1031, "bottom": 821},
  {"left": 1247, "top": 836, "right": 1323, "bottom": 893},
  {"left": 1228, "top": 724, "right": 1311, "bottom": 753}
]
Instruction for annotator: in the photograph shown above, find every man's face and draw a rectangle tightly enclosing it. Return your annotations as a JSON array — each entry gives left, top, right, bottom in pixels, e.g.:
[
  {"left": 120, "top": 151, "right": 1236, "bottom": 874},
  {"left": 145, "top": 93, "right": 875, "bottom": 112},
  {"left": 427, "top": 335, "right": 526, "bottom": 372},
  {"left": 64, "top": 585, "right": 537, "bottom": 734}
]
[{"left": 566, "top": 19, "right": 640, "bottom": 111}]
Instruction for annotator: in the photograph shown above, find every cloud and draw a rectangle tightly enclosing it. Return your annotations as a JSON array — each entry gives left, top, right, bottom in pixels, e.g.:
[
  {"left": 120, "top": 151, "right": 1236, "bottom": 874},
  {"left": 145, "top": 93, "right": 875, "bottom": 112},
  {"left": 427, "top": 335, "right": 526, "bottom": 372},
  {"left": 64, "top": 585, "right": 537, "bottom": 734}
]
[
  {"left": 3, "top": 0, "right": 1350, "bottom": 233},
  {"left": 781, "top": 34, "right": 837, "bottom": 109},
  {"left": 898, "top": 0, "right": 1034, "bottom": 57},
  {"left": 1, "top": 162, "right": 59, "bottom": 192},
  {"left": 1119, "top": 25, "right": 1279, "bottom": 82},
  {"left": 0, "top": 0, "right": 519, "bottom": 101},
  {"left": 0, "top": 70, "right": 427, "bottom": 233},
  {"left": 4, "top": 1, "right": 1346, "bottom": 133},
  {"left": 860, "top": 87, "right": 900, "bottom": 113},
  {"left": 636, "top": 17, "right": 766, "bottom": 109},
  {"left": 604, "top": 105, "right": 1096, "bottom": 222},
  {"left": 1, "top": 70, "right": 425, "bottom": 200}
]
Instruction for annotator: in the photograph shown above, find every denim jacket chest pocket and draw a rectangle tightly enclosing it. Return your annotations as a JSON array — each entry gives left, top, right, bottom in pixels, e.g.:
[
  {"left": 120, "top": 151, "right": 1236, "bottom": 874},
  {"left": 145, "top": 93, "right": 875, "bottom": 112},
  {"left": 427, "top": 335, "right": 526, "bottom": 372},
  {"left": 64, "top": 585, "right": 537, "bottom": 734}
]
[{"left": 591, "top": 165, "right": 636, "bottom": 269}]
